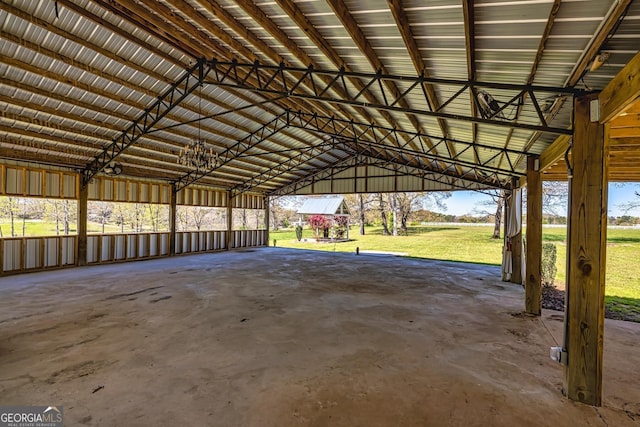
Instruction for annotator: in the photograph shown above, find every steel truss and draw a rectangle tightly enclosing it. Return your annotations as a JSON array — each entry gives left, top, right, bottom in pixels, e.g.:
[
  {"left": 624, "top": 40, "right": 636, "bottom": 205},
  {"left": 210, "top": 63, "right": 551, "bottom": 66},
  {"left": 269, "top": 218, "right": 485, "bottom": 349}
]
[
  {"left": 204, "top": 60, "right": 584, "bottom": 135},
  {"left": 230, "top": 137, "right": 346, "bottom": 194},
  {"left": 82, "top": 59, "right": 209, "bottom": 186},
  {"left": 285, "top": 110, "right": 527, "bottom": 177},
  {"left": 270, "top": 152, "right": 503, "bottom": 198},
  {"left": 173, "top": 112, "right": 289, "bottom": 191}
]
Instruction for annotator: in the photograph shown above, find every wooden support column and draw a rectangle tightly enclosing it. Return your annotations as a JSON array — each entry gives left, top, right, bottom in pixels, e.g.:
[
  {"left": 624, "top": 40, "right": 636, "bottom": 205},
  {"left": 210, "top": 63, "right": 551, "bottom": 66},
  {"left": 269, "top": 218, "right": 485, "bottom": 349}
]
[
  {"left": 169, "top": 184, "right": 177, "bottom": 256},
  {"left": 525, "top": 156, "right": 542, "bottom": 315},
  {"left": 264, "top": 195, "right": 270, "bottom": 247},
  {"left": 77, "top": 184, "right": 88, "bottom": 266},
  {"left": 226, "top": 190, "right": 233, "bottom": 250},
  {"left": 563, "top": 93, "right": 608, "bottom": 406}
]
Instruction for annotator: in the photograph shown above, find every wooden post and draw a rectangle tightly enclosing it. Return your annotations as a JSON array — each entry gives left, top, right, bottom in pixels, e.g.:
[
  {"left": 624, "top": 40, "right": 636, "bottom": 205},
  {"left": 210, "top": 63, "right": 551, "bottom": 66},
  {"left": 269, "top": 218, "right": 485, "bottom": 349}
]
[
  {"left": 226, "top": 190, "right": 233, "bottom": 250},
  {"left": 563, "top": 93, "right": 608, "bottom": 406},
  {"left": 264, "top": 195, "right": 270, "bottom": 247},
  {"left": 525, "top": 156, "right": 542, "bottom": 315},
  {"left": 169, "top": 184, "right": 177, "bottom": 256},
  {"left": 77, "top": 184, "right": 88, "bottom": 266}
]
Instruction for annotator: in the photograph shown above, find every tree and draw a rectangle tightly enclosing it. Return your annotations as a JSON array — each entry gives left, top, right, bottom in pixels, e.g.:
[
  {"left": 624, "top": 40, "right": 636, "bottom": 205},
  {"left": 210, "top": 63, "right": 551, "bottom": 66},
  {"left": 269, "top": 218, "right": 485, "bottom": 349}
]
[
  {"left": 343, "top": 194, "right": 372, "bottom": 235},
  {"left": 190, "top": 207, "right": 209, "bottom": 231},
  {"left": 0, "top": 197, "right": 19, "bottom": 237},
  {"left": 146, "top": 204, "right": 166, "bottom": 232},
  {"left": 113, "top": 203, "right": 127, "bottom": 233},
  {"left": 620, "top": 189, "right": 640, "bottom": 214},
  {"left": 474, "top": 189, "right": 506, "bottom": 239},
  {"left": 377, "top": 194, "right": 390, "bottom": 235},
  {"left": 390, "top": 193, "right": 398, "bottom": 236},
  {"left": 91, "top": 202, "right": 113, "bottom": 233},
  {"left": 359, "top": 194, "right": 366, "bottom": 235},
  {"left": 542, "top": 181, "right": 568, "bottom": 216},
  {"left": 307, "top": 214, "right": 331, "bottom": 240}
]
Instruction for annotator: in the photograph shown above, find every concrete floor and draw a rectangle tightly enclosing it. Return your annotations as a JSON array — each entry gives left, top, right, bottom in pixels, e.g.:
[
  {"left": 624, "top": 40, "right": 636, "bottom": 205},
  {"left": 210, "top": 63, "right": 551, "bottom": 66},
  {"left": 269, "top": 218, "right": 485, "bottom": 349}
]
[{"left": 0, "top": 248, "right": 639, "bottom": 426}]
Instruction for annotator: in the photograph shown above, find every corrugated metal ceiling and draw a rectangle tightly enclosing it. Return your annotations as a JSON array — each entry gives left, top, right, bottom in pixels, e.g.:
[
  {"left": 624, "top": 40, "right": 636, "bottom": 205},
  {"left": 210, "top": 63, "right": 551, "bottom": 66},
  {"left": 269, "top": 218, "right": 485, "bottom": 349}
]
[{"left": 0, "top": 0, "right": 638, "bottom": 194}]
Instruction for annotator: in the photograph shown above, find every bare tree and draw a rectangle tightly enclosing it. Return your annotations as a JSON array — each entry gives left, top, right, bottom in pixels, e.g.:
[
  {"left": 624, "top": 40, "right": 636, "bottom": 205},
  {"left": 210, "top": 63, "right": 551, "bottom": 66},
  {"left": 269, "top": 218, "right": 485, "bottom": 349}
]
[
  {"left": 390, "top": 193, "right": 398, "bottom": 236},
  {"left": 359, "top": 194, "right": 366, "bottom": 235},
  {"left": 542, "top": 181, "right": 568, "bottom": 216},
  {"left": 377, "top": 193, "right": 390, "bottom": 235},
  {"left": 0, "top": 197, "right": 19, "bottom": 236},
  {"left": 93, "top": 202, "right": 113, "bottom": 233},
  {"left": 190, "top": 207, "right": 209, "bottom": 231}
]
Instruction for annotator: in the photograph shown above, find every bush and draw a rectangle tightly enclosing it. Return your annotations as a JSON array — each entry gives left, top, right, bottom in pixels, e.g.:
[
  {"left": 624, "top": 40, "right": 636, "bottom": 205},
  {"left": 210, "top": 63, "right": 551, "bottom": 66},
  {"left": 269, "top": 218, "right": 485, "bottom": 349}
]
[
  {"left": 295, "top": 225, "right": 303, "bottom": 241},
  {"left": 541, "top": 243, "right": 557, "bottom": 288}
]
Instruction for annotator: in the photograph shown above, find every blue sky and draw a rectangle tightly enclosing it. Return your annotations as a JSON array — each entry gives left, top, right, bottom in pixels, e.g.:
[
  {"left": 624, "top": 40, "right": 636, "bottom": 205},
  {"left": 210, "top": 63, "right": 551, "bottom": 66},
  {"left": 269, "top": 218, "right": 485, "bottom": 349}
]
[{"left": 439, "top": 183, "right": 640, "bottom": 217}]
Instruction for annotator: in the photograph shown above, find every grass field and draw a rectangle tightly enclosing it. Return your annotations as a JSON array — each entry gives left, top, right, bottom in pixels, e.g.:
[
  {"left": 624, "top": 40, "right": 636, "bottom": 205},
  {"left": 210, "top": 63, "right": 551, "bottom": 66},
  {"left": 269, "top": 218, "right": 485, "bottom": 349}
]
[
  {"left": 0, "top": 220, "right": 128, "bottom": 236},
  {"left": 270, "top": 225, "right": 640, "bottom": 318}
]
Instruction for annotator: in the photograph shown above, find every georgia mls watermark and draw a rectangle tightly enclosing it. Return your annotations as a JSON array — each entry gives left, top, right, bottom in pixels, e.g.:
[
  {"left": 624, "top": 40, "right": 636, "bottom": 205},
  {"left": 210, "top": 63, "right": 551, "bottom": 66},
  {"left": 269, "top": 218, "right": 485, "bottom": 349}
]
[{"left": 0, "top": 406, "right": 63, "bottom": 427}]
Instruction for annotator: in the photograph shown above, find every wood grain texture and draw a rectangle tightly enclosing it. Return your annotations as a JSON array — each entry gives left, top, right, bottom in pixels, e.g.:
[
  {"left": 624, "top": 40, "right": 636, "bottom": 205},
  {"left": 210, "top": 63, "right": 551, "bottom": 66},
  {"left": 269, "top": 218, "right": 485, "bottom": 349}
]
[
  {"left": 599, "top": 51, "right": 640, "bottom": 122},
  {"left": 525, "top": 156, "right": 542, "bottom": 315},
  {"left": 563, "top": 94, "right": 607, "bottom": 406}
]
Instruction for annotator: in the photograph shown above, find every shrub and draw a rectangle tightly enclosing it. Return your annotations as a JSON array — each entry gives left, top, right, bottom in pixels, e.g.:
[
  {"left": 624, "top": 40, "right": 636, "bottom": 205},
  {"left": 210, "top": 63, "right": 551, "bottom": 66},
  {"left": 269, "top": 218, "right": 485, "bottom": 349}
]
[
  {"left": 295, "top": 225, "right": 303, "bottom": 241},
  {"left": 541, "top": 243, "right": 557, "bottom": 288}
]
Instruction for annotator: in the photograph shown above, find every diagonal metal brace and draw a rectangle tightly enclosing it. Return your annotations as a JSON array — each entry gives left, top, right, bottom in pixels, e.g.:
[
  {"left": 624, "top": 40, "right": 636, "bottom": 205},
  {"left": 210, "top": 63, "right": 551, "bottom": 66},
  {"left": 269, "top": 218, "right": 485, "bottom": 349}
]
[
  {"left": 81, "top": 58, "right": 210, "bottom": 186},
  {"left": 173, "top": 112, "right": 289, "bottom": 191}
]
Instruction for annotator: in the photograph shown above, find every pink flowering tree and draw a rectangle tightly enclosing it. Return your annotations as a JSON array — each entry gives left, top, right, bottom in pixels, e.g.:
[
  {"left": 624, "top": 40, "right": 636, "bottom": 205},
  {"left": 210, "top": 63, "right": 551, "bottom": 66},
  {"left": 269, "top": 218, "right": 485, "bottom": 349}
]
[{"left": 307, "top": 214, "right": 332, "bottom": 240}]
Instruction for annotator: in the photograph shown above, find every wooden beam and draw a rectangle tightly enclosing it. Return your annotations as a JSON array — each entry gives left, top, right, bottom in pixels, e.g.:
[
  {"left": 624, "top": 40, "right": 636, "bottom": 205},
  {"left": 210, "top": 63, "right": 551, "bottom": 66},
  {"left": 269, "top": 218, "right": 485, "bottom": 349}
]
[
  {"left": 609, "top": 112, "right": 640, "bottom": 128},
  {"left": 271, "top": 0, "right": 430, "bottom": 156},
  {"left": 564, "top": 93, "right": 608, "bottom": 406},
  {"left": 599, "top": 51, "right": 640, "bottom": 123},
  {"left": 608, "top": 126, "right": 640, "bottom": 139},
  {"left": 264, "top": 196, "right": 270, "bottom": 247},
  {"left": 226, "top": 190, "right": 233, "bottom": 250},
  {"left": 525, "top": 156, "right": 542, "bottom": 315},
  {"left": 77, "top": 185, "right": 88, "bottom": 266},
  {"left": 539, "top": 134, "right": 571, "bottom": 172},
  {"left": 598, "top": 52, "right": 640, "bottom": 123},
  {"left": 500, "top": 0, "right": 560, "bottom": 170},
  {"left": 169, "top": 184, "right": 177, "bottom": 256},
  {"left": 386, "top": 0, "right": 450, "bottom": 139},
  {"left": 568, "top": 0, "right": 633, "bottom": 87}
]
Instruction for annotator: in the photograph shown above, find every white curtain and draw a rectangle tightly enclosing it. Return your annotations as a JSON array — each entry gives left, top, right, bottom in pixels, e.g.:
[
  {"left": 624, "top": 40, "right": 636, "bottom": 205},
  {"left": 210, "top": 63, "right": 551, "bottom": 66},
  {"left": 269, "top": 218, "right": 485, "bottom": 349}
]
[{"left": 502, "top": 188, "right": 524, "bottom": 282}]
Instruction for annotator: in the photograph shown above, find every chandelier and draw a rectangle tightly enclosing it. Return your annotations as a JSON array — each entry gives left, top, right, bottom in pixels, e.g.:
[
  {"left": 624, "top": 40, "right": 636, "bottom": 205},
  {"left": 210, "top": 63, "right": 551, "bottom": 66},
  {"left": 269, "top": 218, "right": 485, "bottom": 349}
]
[
  {"left": 177, "top": 84, "right": 218, "bottom": 171},
  {"left": 178, "top": 139, "right": 217, "bottom": 171}
]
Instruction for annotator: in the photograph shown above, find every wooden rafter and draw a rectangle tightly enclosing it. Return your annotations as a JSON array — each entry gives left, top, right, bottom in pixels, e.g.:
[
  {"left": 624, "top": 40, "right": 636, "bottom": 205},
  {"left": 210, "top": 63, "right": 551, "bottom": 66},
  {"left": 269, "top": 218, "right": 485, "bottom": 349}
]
[
  {"left": 326, "top": 0, "right": 450, "bottom": 160},
  {"left": 270, "top": 0, "right": 430, "bottom": 155},
  {"left": 462, "top": 0, "right": 478, "bottom": 162},
  {"left": 501, "top": 0, "right": 561, "bottom": 170},
  {"left": 567, "top": 0, "right": 633, "bottom": 87}
]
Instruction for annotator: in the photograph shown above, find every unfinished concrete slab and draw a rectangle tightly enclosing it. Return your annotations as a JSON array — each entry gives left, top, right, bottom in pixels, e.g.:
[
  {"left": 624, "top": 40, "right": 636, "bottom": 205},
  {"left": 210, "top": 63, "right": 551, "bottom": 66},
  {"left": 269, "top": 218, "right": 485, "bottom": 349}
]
[{"left": 1, "top": 248, "right": 638, "bottom": 426}]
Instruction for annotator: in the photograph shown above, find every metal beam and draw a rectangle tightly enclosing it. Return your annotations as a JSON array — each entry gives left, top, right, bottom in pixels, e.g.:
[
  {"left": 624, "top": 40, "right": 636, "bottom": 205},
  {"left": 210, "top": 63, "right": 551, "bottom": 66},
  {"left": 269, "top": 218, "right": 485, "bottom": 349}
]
[
  {"left": 173, "top": 112, "right": 289, "bottom": 191},
  {"left": 231, "top": 138, "right": 344, "bottom": 193},
  {"left": 205, "top": 60, "right": 583, "bottom": 135},
  {"left": 270, "top": 151, "right": 501, "bottom": 197},
  {"left": 285, "top": 110, "right": 528, "bottom": 177},
  {"left": 82, "top": 59, "right": 209, "bottom": 186}
]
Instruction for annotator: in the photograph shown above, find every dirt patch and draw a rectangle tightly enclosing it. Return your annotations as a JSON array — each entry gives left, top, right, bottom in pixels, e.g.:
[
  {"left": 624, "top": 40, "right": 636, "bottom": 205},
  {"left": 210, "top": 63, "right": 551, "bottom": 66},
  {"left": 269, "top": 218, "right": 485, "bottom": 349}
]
[{"left": 543, "top": 286, "right": 640, "bottom": 323}]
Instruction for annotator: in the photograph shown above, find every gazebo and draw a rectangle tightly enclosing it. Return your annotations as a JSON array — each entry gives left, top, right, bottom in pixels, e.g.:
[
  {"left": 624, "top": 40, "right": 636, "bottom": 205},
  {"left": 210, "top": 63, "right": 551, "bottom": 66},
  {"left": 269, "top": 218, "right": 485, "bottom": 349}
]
[{"left": 297, "top": 196, "right": 351, "bottom": 241}]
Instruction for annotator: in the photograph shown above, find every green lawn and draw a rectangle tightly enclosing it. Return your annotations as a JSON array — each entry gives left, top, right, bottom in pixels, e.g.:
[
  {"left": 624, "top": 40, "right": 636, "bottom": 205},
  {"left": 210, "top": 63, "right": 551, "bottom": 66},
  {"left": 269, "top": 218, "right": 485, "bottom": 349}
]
[
  {"left": 270, "top": 225, "right": 640, "bottom": 318},
  {"left": 0, "top": 220, "right": 124, "bottom": 236}
]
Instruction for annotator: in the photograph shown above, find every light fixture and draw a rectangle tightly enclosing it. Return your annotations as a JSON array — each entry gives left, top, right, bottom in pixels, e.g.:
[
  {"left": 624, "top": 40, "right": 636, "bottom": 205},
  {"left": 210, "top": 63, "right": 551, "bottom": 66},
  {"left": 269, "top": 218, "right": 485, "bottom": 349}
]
[
  {"left": 590, "top": 52, "right": 610, "bottom": 72},
  {"left": 177, "top": 85, "right": 218, "bottom": 171}
]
